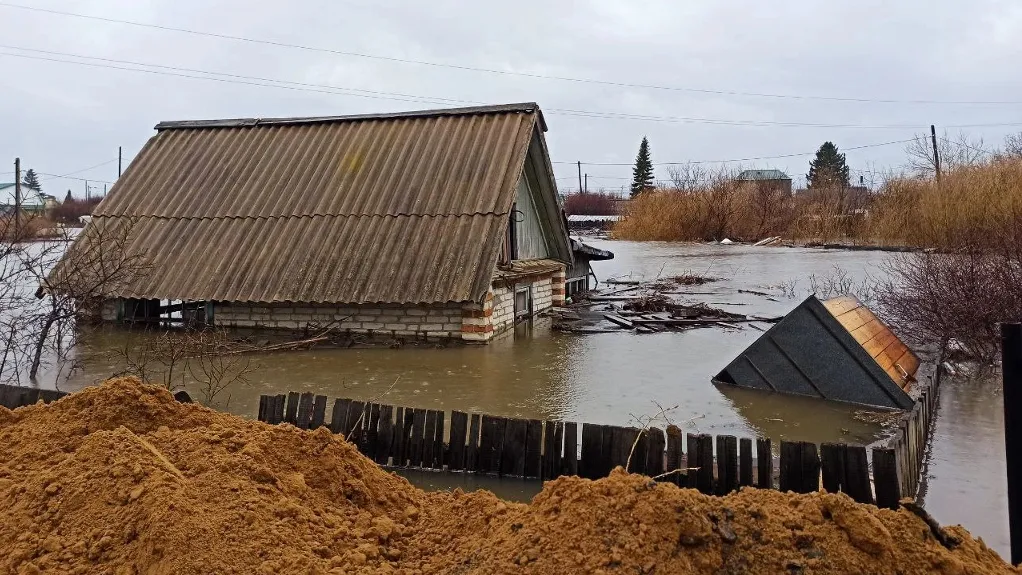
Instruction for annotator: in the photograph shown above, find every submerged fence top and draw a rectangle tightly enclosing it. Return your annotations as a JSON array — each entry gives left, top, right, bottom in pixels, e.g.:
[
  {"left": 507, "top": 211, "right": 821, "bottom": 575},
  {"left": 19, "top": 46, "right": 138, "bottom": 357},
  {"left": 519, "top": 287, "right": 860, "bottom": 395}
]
[{"left": 714, "top": 295, "right": 915, "bottom": 410}]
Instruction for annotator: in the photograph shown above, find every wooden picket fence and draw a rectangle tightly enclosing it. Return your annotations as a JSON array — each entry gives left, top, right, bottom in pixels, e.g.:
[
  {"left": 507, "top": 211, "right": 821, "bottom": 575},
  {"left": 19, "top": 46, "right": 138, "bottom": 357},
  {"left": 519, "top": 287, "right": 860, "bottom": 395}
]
[
  {"left": 0, "top": 384, "right": 68, "bottom": 409},
  {"left": 886, "top": 361, "right": 944, "bottom": 499},
  {"left": 257, "top": 392, "right": 906, "bottom": 509}
]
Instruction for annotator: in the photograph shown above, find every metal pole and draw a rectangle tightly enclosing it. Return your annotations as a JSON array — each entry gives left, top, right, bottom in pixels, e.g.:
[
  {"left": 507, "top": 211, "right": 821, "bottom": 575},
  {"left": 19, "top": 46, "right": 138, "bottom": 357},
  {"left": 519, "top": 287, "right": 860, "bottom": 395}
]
[
  {"left": 930, "top": 125, "right": 942, "bottom": 182},
  {"left": 1003, "top": 322, "right": 1022, "bottom": 565},
  {"left": 118, "top": 146, "right": 122, "bottom": 178},
  {"left": 13, "top": 158, "right": 21, "bottom": 238},
  {"left": 577, "top": 161, "right": 582, "bottom": 193},
  {"left": 584, "top": 173, "right": 588, "bottom": 194}
]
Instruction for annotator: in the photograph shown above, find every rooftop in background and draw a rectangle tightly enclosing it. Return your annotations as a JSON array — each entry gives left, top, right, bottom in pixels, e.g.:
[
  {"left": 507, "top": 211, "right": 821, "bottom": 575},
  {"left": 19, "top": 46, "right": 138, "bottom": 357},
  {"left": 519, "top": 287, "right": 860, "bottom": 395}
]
[
  {"left": 0, "top": 183, "right": 46, "bottom": 207},
  {"left": 737, "top": 169, "right": 791, "bottom": 181}
]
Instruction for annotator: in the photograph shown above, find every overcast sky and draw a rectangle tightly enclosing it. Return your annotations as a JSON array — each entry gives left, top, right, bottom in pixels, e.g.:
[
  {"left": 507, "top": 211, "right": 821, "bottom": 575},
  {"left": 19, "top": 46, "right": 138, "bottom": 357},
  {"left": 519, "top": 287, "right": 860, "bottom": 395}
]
[{"left": 2, "top": 0, "right": 1021, "bottom": 196}]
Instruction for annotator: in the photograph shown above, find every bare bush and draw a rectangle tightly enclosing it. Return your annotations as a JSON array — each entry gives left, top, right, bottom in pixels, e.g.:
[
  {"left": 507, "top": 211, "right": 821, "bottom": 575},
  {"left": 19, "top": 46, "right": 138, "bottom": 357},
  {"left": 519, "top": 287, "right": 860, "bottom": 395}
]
[
  {"left": 905, "top": 130, "right": 987, "bottom": 178},
  {"left": 563, "top": 190, "right": 618, "bottom": 215}
]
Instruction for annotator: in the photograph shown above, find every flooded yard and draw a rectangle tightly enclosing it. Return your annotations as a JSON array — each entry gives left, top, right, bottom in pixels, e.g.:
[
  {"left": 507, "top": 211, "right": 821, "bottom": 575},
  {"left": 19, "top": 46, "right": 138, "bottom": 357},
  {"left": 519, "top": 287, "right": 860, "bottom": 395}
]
[{"left": 59, "top": 240, "right": 896, "bottom": 446}]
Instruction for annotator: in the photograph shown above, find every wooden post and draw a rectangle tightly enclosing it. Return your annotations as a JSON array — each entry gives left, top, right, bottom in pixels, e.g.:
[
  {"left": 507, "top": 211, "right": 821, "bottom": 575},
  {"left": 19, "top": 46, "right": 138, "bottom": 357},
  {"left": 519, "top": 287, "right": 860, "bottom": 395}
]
[
  {"left": 1002, "top": 323, "right": 1022, "bottom": 565},
  {"left": 13, "top": 158, "right": 21, "bottom": 238},
  {"left": 930, "top": 125, "right": 941, "bottom": 182}
]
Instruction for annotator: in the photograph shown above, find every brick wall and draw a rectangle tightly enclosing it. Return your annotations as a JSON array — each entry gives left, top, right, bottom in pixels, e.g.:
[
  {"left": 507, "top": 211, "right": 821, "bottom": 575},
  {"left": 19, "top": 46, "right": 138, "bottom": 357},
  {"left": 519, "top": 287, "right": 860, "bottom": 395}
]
[
  {"left": 491, "top": 285, "right": 515, "bottom": 333},
  {"left": 213, "top": 302, "right": 464, "bottom": 340}
]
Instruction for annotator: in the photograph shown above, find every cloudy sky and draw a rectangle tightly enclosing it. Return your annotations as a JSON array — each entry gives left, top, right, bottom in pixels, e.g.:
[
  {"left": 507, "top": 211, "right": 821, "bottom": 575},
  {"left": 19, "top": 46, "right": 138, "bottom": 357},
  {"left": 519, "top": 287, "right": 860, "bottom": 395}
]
[{"left": 2, "top": 0, "right": 1021, "bottom": 196}]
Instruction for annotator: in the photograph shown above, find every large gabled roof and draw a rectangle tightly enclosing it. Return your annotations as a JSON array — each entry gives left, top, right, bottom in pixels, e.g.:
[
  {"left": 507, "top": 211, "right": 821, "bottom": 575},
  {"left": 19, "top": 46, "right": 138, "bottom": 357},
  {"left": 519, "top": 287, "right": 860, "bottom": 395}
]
[{"left": 56, "top": 103, "right": 570, "bottom": 304}]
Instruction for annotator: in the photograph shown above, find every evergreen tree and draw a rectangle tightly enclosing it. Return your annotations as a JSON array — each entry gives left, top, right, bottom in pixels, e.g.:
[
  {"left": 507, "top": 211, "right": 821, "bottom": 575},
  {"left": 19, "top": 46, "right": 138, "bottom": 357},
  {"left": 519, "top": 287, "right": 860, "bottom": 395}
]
[
  {"left": 630, "top": 137, "right": 654, "bottom": 197},
  {"left": 22, "top": 169, "right": 41, "bottom": 192},
  {"left": 64, "top": 190, "right": 73, "bottom": 203},
  {"left": 807, "top": 142, "right": 850, "bottom": 189}
]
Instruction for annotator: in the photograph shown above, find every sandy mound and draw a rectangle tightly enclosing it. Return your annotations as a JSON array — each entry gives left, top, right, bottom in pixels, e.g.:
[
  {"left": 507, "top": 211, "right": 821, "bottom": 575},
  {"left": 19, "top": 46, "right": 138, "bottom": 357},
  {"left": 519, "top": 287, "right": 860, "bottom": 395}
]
[{"left": 0, "top": 378, "right": 1015, "bottom": 574}]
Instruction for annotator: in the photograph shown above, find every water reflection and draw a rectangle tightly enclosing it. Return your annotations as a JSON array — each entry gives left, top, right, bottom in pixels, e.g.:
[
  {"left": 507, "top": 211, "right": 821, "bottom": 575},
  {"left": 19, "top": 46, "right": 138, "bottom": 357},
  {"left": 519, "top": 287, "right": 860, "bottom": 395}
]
[{"left": 920, "top": 371, "right": 1009, "bottom": 559}]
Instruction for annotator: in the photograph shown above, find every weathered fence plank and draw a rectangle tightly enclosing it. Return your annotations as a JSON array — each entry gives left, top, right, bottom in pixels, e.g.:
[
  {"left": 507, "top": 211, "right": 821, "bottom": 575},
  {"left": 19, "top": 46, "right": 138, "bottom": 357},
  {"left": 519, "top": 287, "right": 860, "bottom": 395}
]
[
  {"left": 410, "top": 408, "right": 426, "bottom": 467},
  {"left": 757, "top": 438, "right": 773, "bottom": 489},
  {"left": 801, "top": 442, "right": 821, "bottom": 493},
  {"left": 580, "top": 424, "right": 603, "bottom": 479},
  {"left": 739, "top": 438, "right": 753, "bottom": 487},
  {"left": 330, "top": 399, "right": 349, "bottom": 433},
  {"left": 697, "top": 435, "right": 714, "bottom": 494},
  {"left": 366, "top": 403, "right": 381, "bottom": 458},
  {"left": 872, "top": 447, "right": 900, "bottom": 510},
  {"left": 392, "top": 407, "right": 406, "bottom": 466},
  {"left": 310, "top": 395, "right": 328, "bottom": 429},
  {"left": 501, "top": 418, "right": 528, "bottom": 477},
  {"left": 422, "top": 410, "right": 437, "bottom": 469},
  {"left": 563, "top": 422, "right": 578, "bottom": 477},
  {"left": 479, "top": 416, "right": 506, "bottom": 475},
  {"left": 285, "top": 391, "right": 300, "bottom": 425},
  {"left": 525, "top": 419, "right": 543, "bottom": 478},
  {"left": 820, "top": 443, "right": 843, "bottom": 493},
  {"left": 434, "top": 411, "right": 445, "bottom": 469},
  {"left": 448, "top": 411, "right": 468, "bottom": 471},
  {"left": 844, "top": 445, "right": 874, "bottom": 505},
  {"left": 779, "top": 441, "right": 801, "bottom": 493},
  {"left": 466, "top": 413, "right": 481, "bottom": 472},
  {"left": 376, "top": 404, "right": 394, "bottom": 465},
  {"left": 646, "top": 426, "right": 666, "bottom": 477}
]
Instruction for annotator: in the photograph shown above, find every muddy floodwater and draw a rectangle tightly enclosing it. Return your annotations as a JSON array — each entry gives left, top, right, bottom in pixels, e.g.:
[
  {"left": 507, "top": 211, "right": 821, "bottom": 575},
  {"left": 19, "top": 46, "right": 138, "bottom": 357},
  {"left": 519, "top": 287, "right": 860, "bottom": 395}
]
[
  {"left": 920, "top": 370, "right": 1010, "bottom": 559},
  {"left": 60, "top": 241, "right": 895, "bottom": 448}
]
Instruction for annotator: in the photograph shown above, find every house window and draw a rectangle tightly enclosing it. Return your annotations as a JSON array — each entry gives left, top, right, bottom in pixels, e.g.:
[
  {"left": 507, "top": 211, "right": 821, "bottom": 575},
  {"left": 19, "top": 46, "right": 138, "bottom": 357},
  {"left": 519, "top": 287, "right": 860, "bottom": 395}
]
[{"left": 514, "top": 285, "right": 532, "bottom": 320}]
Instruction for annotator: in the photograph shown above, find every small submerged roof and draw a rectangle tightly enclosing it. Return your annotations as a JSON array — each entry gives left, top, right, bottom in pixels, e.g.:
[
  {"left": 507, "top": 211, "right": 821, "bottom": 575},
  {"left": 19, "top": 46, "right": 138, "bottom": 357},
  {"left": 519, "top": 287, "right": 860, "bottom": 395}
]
[
  {"left": 714, "top": 295, "right": 916, "bottom": 410},
  {"left": 737, "top": 169, "right": 790, "bottom": 181}
]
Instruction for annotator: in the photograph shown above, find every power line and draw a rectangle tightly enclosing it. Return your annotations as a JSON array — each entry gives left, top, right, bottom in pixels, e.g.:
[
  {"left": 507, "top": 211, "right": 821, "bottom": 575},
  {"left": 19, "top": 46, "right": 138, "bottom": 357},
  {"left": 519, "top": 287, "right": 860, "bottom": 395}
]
[
  {"left": 40, "top": 157, "right": 119, "bottom": 181},
  {"left": 35, "top": 171, "right": 113, "bottom": 185},
  {"left": 5, "top": 45, "right": 1022, "bottom": 132},
  {"left": 557, "top": 138, "right": 919, "bottom": 167},
  {"left": 2, "top": 1, "right": 1021, "bottom": 107}
]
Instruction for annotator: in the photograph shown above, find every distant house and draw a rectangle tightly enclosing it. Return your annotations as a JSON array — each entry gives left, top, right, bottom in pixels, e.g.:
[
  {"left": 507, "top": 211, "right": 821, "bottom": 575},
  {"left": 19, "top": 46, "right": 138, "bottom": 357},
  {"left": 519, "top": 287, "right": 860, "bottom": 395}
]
[
  {"left": 0, "top": 182, "right": 47, "bottom": 213},
  {"left": 736, "top": 169, "right": 793, "bottom": 195},
  {"left": 53, "top": 103, "right": 575, "bottom": 343}
]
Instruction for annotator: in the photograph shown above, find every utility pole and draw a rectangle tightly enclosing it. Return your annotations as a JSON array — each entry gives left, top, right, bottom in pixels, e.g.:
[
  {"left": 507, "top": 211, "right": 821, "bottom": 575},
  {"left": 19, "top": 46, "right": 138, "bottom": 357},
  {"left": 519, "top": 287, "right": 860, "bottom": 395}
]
[
  {"left": 584, "top": 173, "right": 588, "bottom": 194},
  {"left": 930, "top": 125, "right": 942, "bottom": 182},
  {"left": 85, "top": 180, "right": 90, "bottom": 201},
  {"left": 13, "top": 158, "right": 21, "bottom": 238},
  {"left": 118, "top": 146, "right": 122, "bottom": 178},
  {"left": 577, "top": 161, "right": 582, "bottom": 194},
  {"left": 1004, "top": 323, "right": 1022, "bottom": 565}
]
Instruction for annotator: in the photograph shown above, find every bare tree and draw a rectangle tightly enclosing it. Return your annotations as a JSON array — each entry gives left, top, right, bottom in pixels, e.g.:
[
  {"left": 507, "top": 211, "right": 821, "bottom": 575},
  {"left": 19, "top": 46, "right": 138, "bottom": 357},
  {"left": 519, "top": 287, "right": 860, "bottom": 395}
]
[
  {"left": 1001, "top": 132, "right": 1022, "bottom": 160},
  {"left": 905, "top": 130, "right": 987, "bottom": 177},
  {"left": 665, "top": 163, "right": 709, "bottom": 192},
  {"left": 0, "top": 217, "right": 151, "bottom": 385}
]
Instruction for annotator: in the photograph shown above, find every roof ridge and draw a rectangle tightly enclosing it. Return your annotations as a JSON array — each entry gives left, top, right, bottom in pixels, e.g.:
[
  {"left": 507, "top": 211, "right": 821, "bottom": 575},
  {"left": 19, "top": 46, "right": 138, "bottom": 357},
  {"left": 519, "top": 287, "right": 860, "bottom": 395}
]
[
  {"left": 155, "top": 102, "right": 545, "bottom": 131},
  {"left": 90, "top": 212, "right": 512, "bottom": 221}
]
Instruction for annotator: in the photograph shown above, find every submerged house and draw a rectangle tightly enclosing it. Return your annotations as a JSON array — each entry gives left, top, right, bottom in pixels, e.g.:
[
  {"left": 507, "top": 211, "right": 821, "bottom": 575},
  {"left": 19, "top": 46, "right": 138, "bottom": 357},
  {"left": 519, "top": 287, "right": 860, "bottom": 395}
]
[
  {"left": 714, "top": 295, "right": 919, "bottom": 410},
  {"left": 55, "top": 103, "right": 575, "bottom": 343}
]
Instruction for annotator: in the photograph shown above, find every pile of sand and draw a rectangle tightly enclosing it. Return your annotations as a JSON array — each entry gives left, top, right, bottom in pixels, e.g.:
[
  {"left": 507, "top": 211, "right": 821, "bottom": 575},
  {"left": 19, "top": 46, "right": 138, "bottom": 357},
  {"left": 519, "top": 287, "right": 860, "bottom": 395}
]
[{"left": 0, "top": 378, "right": 1015, "bottom": 574}]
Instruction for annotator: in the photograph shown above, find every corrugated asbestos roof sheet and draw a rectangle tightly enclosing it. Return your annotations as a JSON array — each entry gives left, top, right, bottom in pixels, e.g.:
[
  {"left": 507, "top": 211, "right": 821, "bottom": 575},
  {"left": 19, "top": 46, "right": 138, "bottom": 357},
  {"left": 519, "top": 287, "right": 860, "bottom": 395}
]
[
  {"left": 713, "top": 295, "right": 914, "bottom": 410},
  {"left": 59, "top": 103, "right": 554, "bottom": 304}
]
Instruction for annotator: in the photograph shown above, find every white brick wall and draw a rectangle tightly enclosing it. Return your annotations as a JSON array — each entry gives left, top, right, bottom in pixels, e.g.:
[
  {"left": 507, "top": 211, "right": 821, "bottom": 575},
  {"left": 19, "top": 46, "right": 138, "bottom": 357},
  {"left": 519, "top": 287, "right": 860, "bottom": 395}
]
[
  {"left": 491, "top": 285, "right": 515, "bottom": 333},
  {"left": 214, "top": 302, "right": 464, "bottom": 340}
]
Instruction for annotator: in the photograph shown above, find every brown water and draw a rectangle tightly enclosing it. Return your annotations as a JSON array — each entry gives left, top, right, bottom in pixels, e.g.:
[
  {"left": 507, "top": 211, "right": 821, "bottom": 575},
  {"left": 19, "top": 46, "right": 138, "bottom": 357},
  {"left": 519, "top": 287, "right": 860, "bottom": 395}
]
[
  {"left": 919, "top": 370, "right": 1010, "bottom": 560},
  {"left": 57, "top": 241, "right": 894, "bottom": 447}
]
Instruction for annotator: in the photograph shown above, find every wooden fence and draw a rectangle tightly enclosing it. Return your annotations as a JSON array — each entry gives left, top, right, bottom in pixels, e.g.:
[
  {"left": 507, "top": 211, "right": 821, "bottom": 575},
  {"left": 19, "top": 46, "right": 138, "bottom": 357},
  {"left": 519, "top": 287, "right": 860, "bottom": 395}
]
[
  {"left": 257, "top": 392, "right": 906, "bottom": 509},
  {"left": 885, "top": 362, "right": 944, "bottom": 499},
  {"left": 0, "top": 384, "right": 68, "bottom": 409}
]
